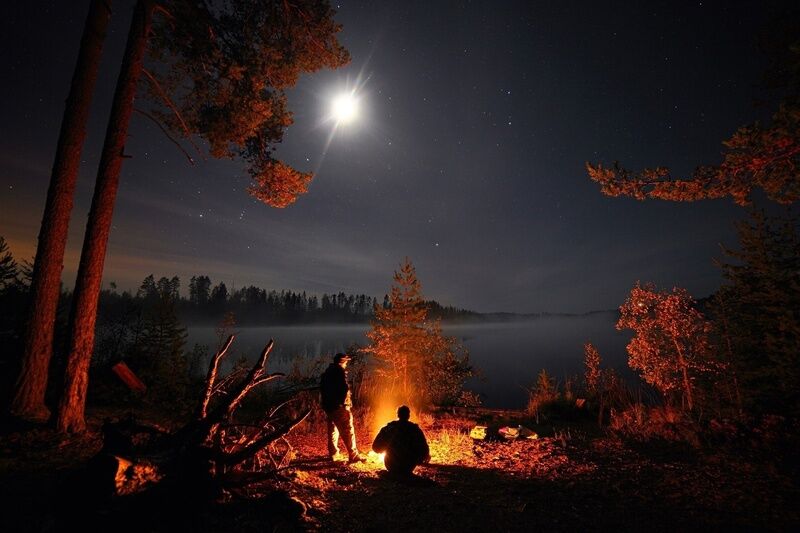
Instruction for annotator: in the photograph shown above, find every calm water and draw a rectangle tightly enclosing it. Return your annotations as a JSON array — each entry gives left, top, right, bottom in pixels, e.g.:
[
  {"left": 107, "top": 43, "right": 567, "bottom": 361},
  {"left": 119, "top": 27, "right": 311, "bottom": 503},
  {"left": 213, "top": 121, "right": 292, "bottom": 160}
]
[{"left": 187, "top": 311, "right": 633, "bottom": 409}]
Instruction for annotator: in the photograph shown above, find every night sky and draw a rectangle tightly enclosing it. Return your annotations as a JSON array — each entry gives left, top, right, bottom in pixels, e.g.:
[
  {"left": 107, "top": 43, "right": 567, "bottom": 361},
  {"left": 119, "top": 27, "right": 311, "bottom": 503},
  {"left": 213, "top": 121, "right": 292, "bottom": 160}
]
[{"left": 0, "top": 1, "right": 793, "bottom": 313}]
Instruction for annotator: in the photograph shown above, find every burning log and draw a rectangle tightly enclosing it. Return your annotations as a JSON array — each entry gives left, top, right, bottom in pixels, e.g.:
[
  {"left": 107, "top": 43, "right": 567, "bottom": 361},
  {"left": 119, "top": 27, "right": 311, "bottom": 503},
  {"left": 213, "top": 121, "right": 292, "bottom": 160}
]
[{"left": 94, "top": 335, "right": 310, "bottom": 500}]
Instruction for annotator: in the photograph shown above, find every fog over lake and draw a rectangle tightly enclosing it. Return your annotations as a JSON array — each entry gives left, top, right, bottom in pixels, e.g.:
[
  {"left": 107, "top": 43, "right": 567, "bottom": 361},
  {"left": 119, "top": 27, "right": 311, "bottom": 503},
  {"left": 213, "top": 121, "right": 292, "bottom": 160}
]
[{"left": 187, "top": 311, "right": 634, "bottom": 409}]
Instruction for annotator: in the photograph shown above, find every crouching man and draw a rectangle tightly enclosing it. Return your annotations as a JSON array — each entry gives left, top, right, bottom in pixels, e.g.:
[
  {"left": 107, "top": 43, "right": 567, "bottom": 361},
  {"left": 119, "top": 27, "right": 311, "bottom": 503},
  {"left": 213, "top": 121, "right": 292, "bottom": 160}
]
[{"left": 372, "top": 405, "right": 430, "bottom": 477}]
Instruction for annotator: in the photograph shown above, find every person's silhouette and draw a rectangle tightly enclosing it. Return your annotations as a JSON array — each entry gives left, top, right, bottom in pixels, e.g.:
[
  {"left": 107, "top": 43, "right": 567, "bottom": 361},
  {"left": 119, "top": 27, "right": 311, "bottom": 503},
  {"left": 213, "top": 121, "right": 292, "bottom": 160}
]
[{"left": 372, "top": 405, "right": 430, "bottom": 477}]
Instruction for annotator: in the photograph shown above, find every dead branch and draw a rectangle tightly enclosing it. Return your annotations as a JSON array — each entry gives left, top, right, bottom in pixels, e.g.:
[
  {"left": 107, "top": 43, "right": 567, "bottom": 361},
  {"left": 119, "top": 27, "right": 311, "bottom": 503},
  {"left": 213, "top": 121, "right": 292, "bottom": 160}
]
[
  {"left": 141, "top": 67, "right": 204, "bottom": 158},
  {"left": 219, "top": 408, "right": 310, "bottom": 467},
  {"left": 268, "top": 436, "right": 294, "bottom": 471},
  {"left": 152, "top": 4, "right": 175, "bottom": 23},
  {"left": 266, "top": 399, "right": 293, "bottom": 419},
  {"left": 96, "top": 336, "right": 309, "bottom": 500},
  {"left": 210, "top": 365, "right": 247, "bottom": 397},
  {"left": 198, "top": 334, "right": 235, "bottom": 419},
  {"left": 219, "top": 340, "right": 275, "bottom": 420},
  {"left": 251, "top": 373, "right": 286, "bottom": 388},
  {"left": 133, "top": 108, "right": 195, "bottom": 165}
]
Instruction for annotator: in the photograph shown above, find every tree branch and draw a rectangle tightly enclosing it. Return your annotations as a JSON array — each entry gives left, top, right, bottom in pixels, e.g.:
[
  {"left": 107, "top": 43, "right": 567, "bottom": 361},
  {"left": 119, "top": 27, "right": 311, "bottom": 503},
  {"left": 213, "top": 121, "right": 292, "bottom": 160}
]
[
  {"left": 141, "top": 67, "right": 204, "bottom": 158},
  {"left": 197, "top": 334, "right": 235, "bottom": 419},
  {"left": 133, "top": 108, "right": 194, "bottom": 165},
  {"left": 225, "top": 342, "right": 277, "bottom": 416},
  {"left": 219, "top": 409, "right": 310, "bottom": 466},
  {"left": 251, "top": 373, "right": 285, "bottom": 388},
  {"left": 206, "top": 339, "right": 275, "bottom": 427}
]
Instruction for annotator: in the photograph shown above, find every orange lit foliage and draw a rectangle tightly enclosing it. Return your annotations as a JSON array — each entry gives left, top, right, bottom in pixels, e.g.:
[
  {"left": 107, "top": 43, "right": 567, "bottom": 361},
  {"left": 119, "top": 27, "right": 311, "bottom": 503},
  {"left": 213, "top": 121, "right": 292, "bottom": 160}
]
[
  {"left": 586, "top": 23, "right": 800, "bottom": 206},
  {"left": 583, "top": 342, "right": 601, "bottom": 395},
  {"left": 527, "top": 369, "right": 557, "bottom": 421},
  {"left": 586, "top": 113, "right": 799, "bottom": 205},
  {"left": 617, "top": 283, "right": 718, "bottom": 410},
  {"left": 248, "top": 161, "right": 313, "bottom": 208},
  {"left": 148, "top": 0, "right": 350, "bottom": 207},
  {"left": 366, "top": 259, "right": 472, "bottom": 407}
]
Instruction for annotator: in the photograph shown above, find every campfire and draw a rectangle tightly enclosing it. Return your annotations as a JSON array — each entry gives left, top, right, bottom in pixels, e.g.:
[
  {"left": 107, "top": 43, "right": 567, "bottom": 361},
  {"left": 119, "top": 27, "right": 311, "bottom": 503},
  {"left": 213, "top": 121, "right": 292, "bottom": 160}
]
[{"left": 367, "top": 450, "right": 385, "bottom": 464}]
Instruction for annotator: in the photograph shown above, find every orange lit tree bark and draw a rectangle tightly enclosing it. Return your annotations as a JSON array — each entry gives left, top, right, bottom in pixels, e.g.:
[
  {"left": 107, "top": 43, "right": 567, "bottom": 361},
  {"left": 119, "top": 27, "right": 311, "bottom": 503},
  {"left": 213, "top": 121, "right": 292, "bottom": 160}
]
[
  {"left": 56, "top": 0, "right": 349, "bottom": 433},
  {"left": 57, "top": 0, "right": 155, "bottom": 433},
  {"left": 10, "top": 0, "right": 112, "bottom": 423}
]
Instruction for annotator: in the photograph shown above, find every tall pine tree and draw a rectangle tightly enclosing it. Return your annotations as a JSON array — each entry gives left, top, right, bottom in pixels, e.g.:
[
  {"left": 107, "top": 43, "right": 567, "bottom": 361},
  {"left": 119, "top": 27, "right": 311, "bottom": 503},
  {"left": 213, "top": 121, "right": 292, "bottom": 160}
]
[
  {"left": 366, "top": 259, "right": 473, "bottom": 406},
  {"left": 11, "top": 0, "right": 111, "bottom": 423},
  {"left": 56, "top": 0, "right": 349, "bottom": 432},
  {"left": 713, "top": 211, "right": 800, "bottom": 414}
]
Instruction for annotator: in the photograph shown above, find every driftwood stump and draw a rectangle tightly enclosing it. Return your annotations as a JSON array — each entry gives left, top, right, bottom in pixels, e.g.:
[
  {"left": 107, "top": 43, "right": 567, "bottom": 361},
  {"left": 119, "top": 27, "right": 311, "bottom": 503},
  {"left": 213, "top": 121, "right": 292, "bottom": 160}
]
[{"left": 94, "top": 335, "right": 310, "bottom": 499}]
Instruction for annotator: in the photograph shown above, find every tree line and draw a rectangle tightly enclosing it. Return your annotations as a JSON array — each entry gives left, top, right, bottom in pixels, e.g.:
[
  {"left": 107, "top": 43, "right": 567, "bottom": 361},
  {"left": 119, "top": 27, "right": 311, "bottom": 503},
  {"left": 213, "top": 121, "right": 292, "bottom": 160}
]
[
  {"left": 130, "top": 274, "right": 376, "bottom": 324},
  {"left": 111, "top": 273, "right": 479, "bottom": 325}
]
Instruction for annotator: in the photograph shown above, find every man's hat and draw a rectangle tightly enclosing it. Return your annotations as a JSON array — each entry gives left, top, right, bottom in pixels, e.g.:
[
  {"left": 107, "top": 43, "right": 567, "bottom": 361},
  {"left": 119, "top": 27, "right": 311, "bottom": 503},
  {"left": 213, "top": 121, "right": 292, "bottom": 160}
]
[{"left": 333, "top": 353, "right": 350, "bottom": 363}]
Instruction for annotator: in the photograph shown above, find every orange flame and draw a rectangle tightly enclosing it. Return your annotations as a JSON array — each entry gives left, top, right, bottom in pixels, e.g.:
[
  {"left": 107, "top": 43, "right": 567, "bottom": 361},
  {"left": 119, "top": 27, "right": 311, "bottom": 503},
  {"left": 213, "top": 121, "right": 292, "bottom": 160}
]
[
  {"left": 368, "top": 450, "right": 385, "bottom": 464},
  {"left": 370, "top": 397, "right": 400, "bottom": 437}
]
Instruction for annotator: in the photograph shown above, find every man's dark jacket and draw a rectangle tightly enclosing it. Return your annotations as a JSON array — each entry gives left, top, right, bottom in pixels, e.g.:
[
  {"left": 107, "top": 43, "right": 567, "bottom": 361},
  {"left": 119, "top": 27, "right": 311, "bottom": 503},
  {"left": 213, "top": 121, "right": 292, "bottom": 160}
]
[
  {"left": 320, "top": 363, "right": 348, "bottom": 412},
  {"left": 372, "top": 420, "right": 429, "bottom": 473}
]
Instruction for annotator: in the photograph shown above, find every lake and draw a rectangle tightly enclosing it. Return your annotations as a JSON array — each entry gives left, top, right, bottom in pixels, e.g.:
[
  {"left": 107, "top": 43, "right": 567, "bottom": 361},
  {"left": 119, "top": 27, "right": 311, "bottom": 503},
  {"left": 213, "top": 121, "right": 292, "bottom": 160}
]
[{"left": 186, "top": 311, "right": 634, "bottom": 409}]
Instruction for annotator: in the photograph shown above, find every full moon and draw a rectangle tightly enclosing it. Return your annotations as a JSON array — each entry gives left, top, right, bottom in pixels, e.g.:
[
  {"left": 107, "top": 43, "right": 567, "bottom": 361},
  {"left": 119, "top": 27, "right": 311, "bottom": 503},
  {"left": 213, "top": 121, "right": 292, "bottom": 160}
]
[{"left": 331, "top": 93, "right": 359, "bottom": 124}]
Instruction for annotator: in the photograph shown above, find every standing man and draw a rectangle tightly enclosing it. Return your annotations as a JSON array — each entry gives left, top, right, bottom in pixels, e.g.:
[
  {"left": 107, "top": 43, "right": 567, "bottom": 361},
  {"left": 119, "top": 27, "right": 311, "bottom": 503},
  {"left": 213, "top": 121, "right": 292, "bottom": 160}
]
[
  {"left": 372, "top": 405, "right": 430, "bottom": 477},
  {"left": 320, "top": 353, "right": 366, "bottom": 463}
]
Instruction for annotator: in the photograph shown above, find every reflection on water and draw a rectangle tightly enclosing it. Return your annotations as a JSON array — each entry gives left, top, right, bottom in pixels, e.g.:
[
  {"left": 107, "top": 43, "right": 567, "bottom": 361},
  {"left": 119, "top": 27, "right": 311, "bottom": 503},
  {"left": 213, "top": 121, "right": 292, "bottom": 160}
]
[{"left": 187, "top": 311, "right": 633, "bottom": 409}]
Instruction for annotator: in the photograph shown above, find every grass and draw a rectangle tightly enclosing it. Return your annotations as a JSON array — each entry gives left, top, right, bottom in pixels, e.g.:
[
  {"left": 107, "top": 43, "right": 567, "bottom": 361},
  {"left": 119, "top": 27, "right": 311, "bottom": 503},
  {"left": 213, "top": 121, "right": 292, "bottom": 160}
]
[{"left": 427, "top": 426, "right": 474, "bottom": 464}]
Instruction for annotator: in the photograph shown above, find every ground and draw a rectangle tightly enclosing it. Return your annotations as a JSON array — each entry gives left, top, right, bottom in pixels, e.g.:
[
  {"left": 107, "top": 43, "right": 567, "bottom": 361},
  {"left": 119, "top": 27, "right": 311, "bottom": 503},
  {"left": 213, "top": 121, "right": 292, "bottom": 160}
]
[
  {"left": 1, "top": 409, "right": 798, "bottom": 532},
  {"left": 285, "top": 414, "right": 799, "bottom": 531}
]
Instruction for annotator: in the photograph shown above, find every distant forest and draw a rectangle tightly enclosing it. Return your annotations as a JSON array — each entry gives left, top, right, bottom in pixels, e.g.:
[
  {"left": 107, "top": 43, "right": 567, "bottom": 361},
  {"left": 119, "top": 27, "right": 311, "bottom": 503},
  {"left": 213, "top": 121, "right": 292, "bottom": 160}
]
[{"left": 103, "top": 274, "right": 481, "bottom": 325}]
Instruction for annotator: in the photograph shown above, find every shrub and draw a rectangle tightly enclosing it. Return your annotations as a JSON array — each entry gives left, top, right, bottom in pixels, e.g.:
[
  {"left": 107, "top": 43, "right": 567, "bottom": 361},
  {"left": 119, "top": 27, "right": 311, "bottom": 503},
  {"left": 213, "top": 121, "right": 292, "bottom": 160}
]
[{"left": 610, "top": 404, "right": 702, "bottom": 447}]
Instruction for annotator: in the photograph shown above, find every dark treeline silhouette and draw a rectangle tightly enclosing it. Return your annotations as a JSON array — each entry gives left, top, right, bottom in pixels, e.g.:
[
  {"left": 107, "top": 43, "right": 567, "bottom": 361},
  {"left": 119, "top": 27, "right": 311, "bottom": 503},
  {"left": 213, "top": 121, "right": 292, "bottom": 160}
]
[
  {"left": 179, "top": 274, "right": 373, "bottom": 324},
  {"left": 110, "top": 274, "right": 480, "bottom": 325},
  {"left": 424, "top": 300, "right": 481, "bottom": 322}
]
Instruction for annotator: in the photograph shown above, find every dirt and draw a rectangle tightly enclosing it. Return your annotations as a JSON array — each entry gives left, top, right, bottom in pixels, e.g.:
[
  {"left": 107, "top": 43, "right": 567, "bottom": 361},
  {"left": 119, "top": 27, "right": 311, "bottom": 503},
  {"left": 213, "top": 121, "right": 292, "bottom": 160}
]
[
  {"left": 284, "top": 419, "right": 799, "bottom": 532},
  {"left": 1, "top": 411, "right": 798, "bottom": 532}
]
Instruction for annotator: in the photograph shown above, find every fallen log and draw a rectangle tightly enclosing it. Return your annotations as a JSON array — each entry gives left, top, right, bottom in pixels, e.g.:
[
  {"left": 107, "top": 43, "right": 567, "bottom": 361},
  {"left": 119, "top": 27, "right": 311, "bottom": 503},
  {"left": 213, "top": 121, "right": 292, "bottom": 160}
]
[{"left": 93, "top": 335, "right": 309, "bottom": 500}]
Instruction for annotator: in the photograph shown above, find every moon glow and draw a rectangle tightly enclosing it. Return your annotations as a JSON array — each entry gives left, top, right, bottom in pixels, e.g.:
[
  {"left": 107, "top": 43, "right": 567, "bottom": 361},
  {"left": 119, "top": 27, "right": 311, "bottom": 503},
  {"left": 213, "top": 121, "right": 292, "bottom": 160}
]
[{"left": 331, "top": 92, "right": 359, "bottom": 124}]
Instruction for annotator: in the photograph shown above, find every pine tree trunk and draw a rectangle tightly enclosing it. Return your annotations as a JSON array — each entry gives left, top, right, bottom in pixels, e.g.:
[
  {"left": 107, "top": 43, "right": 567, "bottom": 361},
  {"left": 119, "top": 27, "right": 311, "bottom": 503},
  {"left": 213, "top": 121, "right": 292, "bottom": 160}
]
[
  {"left": 672, "top": 338, "right": 694, "bottom": 411},
  {"left": 10, "top": 0, "right": 112, "bottom": 423},
  {"left": 57, "top": 0, "right": 154, "bottom": 434},
  {"left": 717, "top": 295, "right": 744, "bottom": 416}
]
